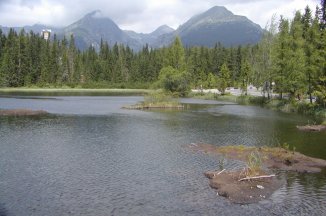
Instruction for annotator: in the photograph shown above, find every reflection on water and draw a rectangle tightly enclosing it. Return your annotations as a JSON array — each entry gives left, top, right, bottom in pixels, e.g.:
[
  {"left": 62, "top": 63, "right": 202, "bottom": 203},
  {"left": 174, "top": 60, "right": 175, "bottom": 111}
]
[{"left": 0, "top": 96, "right": 325, "bottom": 215}]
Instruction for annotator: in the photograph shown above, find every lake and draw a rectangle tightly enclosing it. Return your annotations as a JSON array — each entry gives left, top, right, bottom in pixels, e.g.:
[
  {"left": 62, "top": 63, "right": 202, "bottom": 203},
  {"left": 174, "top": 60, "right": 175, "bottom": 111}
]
[{"left": 0, "top": 96, "right": 325, "bottom": 215}]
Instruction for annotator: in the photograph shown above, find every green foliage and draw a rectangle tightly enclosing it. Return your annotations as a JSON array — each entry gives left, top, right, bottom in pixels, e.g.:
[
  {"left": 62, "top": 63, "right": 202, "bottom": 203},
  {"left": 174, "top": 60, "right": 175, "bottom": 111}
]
[
  {"left": 157, "top": 66, "right": 190, "bottom": 97},
  {"left": 218, "top": 156, "right": 226, "bottom": 171},
  {"left": 281, "top": 142, "right": 290, "bottom": 150},
  {"left": 217, "top": 63, "right": 230, "bottom": 95},
  {"left": 143, "top": 91, "right": 179, "bottom": 106},
  {"left": 240, "top": 61, "right": 251, "bottom": 95},
  {"left": 123, "top": 91, "right": 182, "bottom": 109},
  {"left": 246, "top": 151, "right": 262, "bottom": 176},
  {"left": 206, "top": 72, "right": 218, "bottom": 88}
]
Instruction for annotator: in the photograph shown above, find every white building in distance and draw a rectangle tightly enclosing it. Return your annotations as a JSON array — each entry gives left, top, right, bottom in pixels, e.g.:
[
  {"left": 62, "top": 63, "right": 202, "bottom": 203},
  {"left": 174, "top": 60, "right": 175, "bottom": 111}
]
[{"left": 41, "top": 29, "right": 51, "bottom": 40}]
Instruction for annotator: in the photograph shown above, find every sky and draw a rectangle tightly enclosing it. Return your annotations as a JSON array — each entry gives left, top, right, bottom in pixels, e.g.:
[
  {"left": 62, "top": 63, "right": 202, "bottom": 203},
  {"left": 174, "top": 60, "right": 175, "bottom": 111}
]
[{"left": 0, "top": 0, "right": 321, "bottom": 33}]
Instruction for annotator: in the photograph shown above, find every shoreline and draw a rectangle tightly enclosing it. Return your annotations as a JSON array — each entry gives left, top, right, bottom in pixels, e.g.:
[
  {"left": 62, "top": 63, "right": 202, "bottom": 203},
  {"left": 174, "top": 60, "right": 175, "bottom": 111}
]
[
  {"left": 0, "top": 88, "right": 151, "bottom": 95},
  {"left": 190, "top": 91, "right": 326, "bottom": 120},
  {"left": 0, "top": 109, "right": 48, "bottom": 116}
]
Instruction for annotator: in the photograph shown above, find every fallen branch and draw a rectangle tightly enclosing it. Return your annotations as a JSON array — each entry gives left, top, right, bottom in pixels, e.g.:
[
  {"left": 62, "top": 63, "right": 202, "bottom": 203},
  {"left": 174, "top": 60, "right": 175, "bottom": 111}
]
[
  {"left": 214, "top": 169, "right": 226, "bottom": 177},
  {"left": 238, "top": 174, "right": 276, "bottom": 182}
]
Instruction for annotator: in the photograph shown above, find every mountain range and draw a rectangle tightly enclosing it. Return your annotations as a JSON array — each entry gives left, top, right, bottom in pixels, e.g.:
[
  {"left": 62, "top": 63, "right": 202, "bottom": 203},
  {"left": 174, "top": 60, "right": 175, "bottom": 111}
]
[{"left": 0, "top": 6, "right": 263, "bottom": 51}]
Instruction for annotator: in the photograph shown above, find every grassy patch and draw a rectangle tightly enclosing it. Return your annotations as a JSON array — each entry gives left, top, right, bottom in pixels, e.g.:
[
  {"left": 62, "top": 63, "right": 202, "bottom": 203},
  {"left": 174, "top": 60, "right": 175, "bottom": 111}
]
[
  {"left": 123, "top": 91, "right": 184, "bottom": 109},
  {"left": 246, "top": 151, "right": 263, "bottom": 176}
]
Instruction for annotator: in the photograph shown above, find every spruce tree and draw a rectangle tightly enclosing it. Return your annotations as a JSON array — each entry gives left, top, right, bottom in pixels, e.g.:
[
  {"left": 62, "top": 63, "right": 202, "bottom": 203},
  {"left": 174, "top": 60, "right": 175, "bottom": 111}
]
[
  {"left": 288, "top": 11, "right": 306, "bottom": 100},
  {"left": 273, "top": 17, "right": 291, "bottom": 99},
  {"left": 218, "top": 63, "right": 230, "bottom": 95}
]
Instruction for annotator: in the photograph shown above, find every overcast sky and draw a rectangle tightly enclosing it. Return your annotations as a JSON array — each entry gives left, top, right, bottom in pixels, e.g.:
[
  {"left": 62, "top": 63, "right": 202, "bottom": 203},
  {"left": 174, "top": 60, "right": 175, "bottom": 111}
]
[{"left": 0, "top": 0, "right": 320, "bottom": 33}]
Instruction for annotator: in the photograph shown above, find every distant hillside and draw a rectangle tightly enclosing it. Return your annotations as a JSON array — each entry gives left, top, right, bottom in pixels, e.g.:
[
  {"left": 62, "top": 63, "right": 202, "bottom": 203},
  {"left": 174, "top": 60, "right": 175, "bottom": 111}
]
[
  {"left": 62, "top": 10, "right": 142, "bottom": 50},
  {"left": 153, "top": 6, "right": 263, "bottom": 47},
  {"left": 0, "top": 6, "right": 263, "bottom": 50},
  {"left": 124, "top": 25, "right": 174, "bottom": 47}
]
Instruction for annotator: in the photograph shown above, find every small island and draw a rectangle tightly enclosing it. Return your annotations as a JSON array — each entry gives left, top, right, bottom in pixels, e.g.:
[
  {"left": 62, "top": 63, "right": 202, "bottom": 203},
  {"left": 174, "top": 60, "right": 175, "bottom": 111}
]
[
  {"left": 0, "top": 109, "right": 48, "bottom": 116},
  {"left": 296, "top": 123, "right": 326, "bottom": 132},
  {"left": 123, "top": 91, "right": 184, "bottom": 110},
  {"left": 189, "top": 143, "right": 326, "bottom": 204}
]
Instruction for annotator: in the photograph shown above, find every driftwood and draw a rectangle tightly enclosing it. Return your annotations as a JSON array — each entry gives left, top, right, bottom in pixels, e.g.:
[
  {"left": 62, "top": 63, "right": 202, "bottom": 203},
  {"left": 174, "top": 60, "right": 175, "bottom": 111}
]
[
  {"left": 214, "top": 169, "right": 226, "bottom": 177},
  {"left": 238, "top": 174, "right": 276, "bottom": 182},
  {"left": 296, "top": 125, "right": 326, "bottom": 132}
]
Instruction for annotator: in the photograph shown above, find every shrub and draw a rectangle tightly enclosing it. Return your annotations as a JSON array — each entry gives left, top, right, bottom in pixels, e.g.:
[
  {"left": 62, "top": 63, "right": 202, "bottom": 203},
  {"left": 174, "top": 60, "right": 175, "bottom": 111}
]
[{"left": 158, "top": 66, "right": 190, "bottom": 97}]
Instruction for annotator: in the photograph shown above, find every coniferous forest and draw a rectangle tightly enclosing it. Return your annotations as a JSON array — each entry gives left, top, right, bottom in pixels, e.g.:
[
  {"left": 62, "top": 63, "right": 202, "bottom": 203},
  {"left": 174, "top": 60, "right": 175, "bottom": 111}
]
[{"left": 0, "top": 4, "right": 325, "bottom": 107}]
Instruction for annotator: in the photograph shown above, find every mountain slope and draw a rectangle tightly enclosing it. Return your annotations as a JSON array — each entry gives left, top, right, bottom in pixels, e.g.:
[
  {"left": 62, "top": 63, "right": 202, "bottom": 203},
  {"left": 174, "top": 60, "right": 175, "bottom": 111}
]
[
  {"left": 124, "top": 25, "right": 174, "bottom": 46},
  {"left": 0, "top": 6, "right": 263, "bottom": 50},
  {"left": 63, "top": 10, "right": 142, "bottom": 50},
  {"left": 154, "top": 6, "right": 263, "bottom": 47}
]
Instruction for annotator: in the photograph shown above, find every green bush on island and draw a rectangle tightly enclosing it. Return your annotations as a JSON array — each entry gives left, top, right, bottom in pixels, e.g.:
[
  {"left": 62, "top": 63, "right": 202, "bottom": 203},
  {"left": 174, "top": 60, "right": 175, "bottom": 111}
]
[
  {"left": 123, "top": 91, "right": 184, "bottom": 110},
  {"left": 156, "top": 66, "right": 191, "bottom": 97},
  {"left": 143, "top": 91, "right": 180, "bottom": 106}
]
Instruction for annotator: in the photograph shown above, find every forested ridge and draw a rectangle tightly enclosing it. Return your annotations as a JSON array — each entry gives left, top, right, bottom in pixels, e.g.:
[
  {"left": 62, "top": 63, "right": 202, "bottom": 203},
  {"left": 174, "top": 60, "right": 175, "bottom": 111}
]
[{"left": 0, "top": 4, "right": 325, "bottom": 107}]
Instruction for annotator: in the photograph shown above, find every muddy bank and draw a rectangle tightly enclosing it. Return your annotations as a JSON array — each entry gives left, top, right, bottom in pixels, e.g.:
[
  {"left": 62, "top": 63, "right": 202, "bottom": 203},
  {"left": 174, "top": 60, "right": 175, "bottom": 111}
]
[
  {"left": 296, "top": 124, "right": 326, "bottom": 132},
  {"left": 190, "top": 143, "right": 326, "bottom": 173},
  {"left": 189, "top": 143, "right": 326, "bottom": 204},
  {"left": 0, "top": 109, "right": 48, "bottom": 116},
  {"left": 204, "top": 170, "right": 283, "bottom": 204}
]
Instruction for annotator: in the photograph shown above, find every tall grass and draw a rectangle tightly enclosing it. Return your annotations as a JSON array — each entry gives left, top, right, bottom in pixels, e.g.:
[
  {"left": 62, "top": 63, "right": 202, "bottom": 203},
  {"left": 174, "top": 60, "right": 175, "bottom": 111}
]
[{"left": 246, "top": 151, "right": 263, "bottom": 176}]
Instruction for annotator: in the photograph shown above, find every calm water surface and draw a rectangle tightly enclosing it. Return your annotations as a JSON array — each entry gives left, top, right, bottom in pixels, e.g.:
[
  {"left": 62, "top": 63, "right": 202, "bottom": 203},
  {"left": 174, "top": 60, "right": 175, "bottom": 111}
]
[{"left": 0, "top": 96, "right": 325, "bottom": 216}]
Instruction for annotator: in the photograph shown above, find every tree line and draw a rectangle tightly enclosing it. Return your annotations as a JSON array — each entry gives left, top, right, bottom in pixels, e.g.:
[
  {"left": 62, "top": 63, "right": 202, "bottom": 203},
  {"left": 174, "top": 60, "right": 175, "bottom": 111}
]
[{"left": 0, "top": 3, "right": 325, "bottom": 106}]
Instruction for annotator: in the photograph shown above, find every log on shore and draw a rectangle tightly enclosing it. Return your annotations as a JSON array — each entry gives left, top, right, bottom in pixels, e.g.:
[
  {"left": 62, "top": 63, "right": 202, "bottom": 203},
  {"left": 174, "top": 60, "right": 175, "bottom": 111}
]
[{"left": 296, "top": 125, "right": 326, "bottom": 132}]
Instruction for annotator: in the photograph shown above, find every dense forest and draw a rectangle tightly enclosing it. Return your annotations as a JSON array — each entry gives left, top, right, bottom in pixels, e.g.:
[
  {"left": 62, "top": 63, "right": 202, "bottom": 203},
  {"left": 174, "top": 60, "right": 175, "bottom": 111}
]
[{"left": 0, "top": 3, "right": 325, "bottom": 107}]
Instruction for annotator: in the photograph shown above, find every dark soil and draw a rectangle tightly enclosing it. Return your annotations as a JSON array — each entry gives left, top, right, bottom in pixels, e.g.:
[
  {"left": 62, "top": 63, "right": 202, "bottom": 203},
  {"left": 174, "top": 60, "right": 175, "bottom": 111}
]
[
  {"left": 0, "top": 109, "right": 48, "bottom": 116},
  {"left": 204, "top": 170, "right": 283, "bottom": 204}
]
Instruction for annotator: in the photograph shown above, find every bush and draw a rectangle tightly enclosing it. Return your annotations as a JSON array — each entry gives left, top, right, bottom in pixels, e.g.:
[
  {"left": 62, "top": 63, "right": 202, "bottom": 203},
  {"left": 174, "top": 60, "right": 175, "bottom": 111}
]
[{"left": 158, "top": 66, "right": 190, "bottom": 97}]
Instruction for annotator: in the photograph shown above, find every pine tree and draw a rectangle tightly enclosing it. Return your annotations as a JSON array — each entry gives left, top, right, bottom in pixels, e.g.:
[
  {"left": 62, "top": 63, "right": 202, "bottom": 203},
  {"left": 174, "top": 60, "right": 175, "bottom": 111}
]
[
  {"left": 27, "top": 31, "right": 42, "bottom": 85},
  {"left": 218, "top": 63, "right": 230, "bottom": 95},
  {"left": 168, "top": 37, "right": 186, "bottom": 71},
  {"left": 287, "top": 11, "right": 306, "bottom": 100},
  {"left": 240, "top": 61, "right": 252, "bottom": 95},
  {"left": 321, "top": 0, "right": 326, "bottom": 29},
  {"left": 0, "top": 29, "right": 6, "bottom": 86},
  {"left": 303, "top": 6, "right": 321, "bottom": 103},
  {"left": 1, "top": 29, "right": 19, "bottom": 87},
  {"left": 273, "top": 17, "right": 291, "bottom": 99},
  {"left": 68, "top": 34, "right": 77, "bottom": 83}
]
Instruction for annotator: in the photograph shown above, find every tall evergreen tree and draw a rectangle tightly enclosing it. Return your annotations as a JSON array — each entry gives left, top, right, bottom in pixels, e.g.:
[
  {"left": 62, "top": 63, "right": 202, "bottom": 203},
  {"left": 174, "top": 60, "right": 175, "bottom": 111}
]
[
  {"left": 218, "top": 62, "right": 230, "bottom": 95},
  {"left": 288, "top": 11, "right": 306, "bottom": 100},
  {"left": 167, "top": 37, "right": 186, "bottom": 71},
  {"left": 1, "top": 29, "right": 19, "bottom": 87},
  {"left": 273, "top": 17, "right": 291, "bottom": 99},
  {"left": 240, "top": 61, "right": 252, "bottom": 95},
  {"left": 303, "top": 7, "right": 321, "bottom": 103}
]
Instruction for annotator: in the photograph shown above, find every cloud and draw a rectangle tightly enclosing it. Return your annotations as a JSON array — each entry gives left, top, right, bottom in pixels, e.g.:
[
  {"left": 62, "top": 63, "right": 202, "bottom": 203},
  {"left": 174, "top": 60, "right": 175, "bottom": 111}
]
[{"left": 0, "top": 0, "right": 321, "bottom": 32}]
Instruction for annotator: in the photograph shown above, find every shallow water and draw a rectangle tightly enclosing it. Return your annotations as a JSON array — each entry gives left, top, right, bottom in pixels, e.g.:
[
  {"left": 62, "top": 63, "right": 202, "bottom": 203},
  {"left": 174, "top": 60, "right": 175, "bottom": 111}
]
[{"left": 0, "top": 96, "right": 325, "bottom": 215}]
